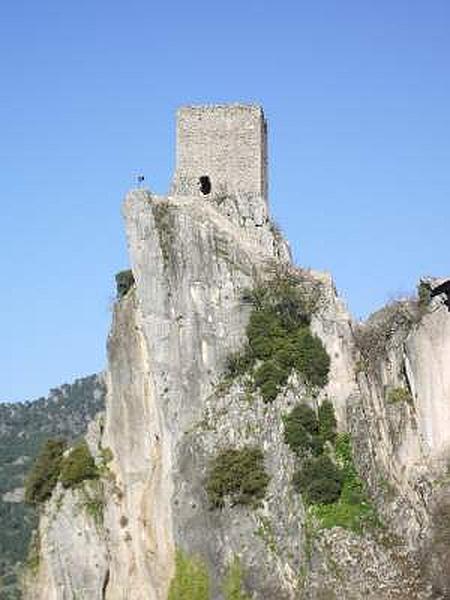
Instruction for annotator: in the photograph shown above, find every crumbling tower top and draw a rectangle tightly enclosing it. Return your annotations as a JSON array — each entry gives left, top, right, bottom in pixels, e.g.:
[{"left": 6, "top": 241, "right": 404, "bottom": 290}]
[{"left": 172, "top": 104, "right": 268, "bottom": 200}]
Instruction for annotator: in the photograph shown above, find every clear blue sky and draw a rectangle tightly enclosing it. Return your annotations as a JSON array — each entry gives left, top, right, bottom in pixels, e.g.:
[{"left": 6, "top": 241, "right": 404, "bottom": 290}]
[{"left": 1, "top": 0, "right": 450, "bottom": 402}]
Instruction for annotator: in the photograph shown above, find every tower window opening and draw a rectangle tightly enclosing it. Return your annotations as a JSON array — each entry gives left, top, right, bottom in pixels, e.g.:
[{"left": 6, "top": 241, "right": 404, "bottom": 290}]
[{"left": 199, "top": 176, "right": 211, "bottom": 195}]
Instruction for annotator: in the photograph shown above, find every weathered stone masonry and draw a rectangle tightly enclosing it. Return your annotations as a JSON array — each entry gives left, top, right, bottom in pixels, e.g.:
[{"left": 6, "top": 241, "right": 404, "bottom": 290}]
[{"left": 172, "top": 104, "right": 268, "bottom": 202}]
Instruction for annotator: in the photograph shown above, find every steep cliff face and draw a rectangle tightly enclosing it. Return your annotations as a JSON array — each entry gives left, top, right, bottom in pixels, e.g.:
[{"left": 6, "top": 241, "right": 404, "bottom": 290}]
[
  {"left": 346, "top": 296, "right": 450, "bottom": 552},
  {"left": 23, "top": 107, "right": 450, "bottom": 600}
]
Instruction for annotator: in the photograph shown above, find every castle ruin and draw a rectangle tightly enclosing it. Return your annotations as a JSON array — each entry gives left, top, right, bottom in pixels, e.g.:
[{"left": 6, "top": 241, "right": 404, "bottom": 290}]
[{"left": 172, "top": 104, "right": 268, "bottom": 204}]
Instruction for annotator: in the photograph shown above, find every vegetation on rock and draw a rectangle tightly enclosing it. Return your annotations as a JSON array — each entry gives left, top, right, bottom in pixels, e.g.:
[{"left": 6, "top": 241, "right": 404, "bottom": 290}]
[
  {"left": 417, "top": 281, "right": 432, "bottom": 312},
  {"left": 293, "top": 454, "right": 343, "bottom": 505},
  {"left": 283, "top": 400, "right": 336, "bottom": 458},
  {"left": 60, "top": 441, "right": 99, "bottom": 488},
  {"left": 206, "top": 447, "right": 269, "bottom": 509},
  {"left": 115, "top": 269, "right": 135, "bottom": 298},
  {"left": 223, "top": 556, "right": 251, "bottom": 600},
  {"left": 24, "top": 438, "right": 67, "bottom": 505},
  {"left": 387, "top": 387, "right": 412, "bottom": 405},
  {"left": 318, "top": 400, "right": 338, "bottom": 445},
  {"left": 283, "top": 404, "right": 322, "bottom": 457},
  {"left": 311, "top": 433, "right": 379, "bottom": 532},
  {"left": 25, "top": 531, "right": 40, "bottom": 575},
  {"left": 80, "top": 481, "right": 105, "bottom": 527},
  {"left": 152, "top": 202, "right": 176, "bottom": 267},
  {"left": 353, "top": 300, "right": 419, "bottom": 372},
  {"left": 0, "top": 375, "right": 105, "bottom": 599},
  {"left": 225, "top": 275, "right": 330, "bottom": 402},
  {"left": 168, "top": 549, "right": 210, "bottom": 600},
  {"left": 284, "top": 401, "right": 378, "bottom": 532}
]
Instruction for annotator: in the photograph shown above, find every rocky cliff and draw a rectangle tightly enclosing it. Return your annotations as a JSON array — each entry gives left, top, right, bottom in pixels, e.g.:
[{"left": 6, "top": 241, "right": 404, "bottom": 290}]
[
  {"left": 22, "top": 107, "right": 450, "bottom": 600},
  {"left": 0, "top": 374, "right": 105, "bottom": 600}
]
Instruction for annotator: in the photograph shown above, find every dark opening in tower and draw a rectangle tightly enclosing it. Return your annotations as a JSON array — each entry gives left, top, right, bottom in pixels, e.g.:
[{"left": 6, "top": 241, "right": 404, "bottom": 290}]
[{"left": 199, "top": 176, "right": 211, "bottom": 195}]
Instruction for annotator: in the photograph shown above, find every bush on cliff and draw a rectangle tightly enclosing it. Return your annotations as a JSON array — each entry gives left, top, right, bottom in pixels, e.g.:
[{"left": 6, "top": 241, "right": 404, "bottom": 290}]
[
  {"left": 115, "top": 269, "right": 135, "bottom": 299},
  {"left": 311, "top": 434, "right": 379, "bottom": 532},
  {"left": 224, "top": 275, "right": 330, "bottom": 402},
  {"left": 284, "top": 402, "right": 377, "bottom": 531},
  {"left": 283, "top": 400, "right": 337, "bottom": 458},
  {"left": 24, "top": 438, "right": 67, "bottom": 505},
  {"left": 283, "top": 404, "right": 321, "bottom": 457},
  {"left": 168, "top": 549, "right": 210, "bottom": 600},
  {"left": 387, "top": 386, "right": 412, "bottom": 405},
  {"left": 60, "top": 441, "right": 98, "bottom": 488},
  {"left": 318, "top": 399, "right": 338, "bottom": 445},
  {"left": 293, "top": 454, "right": 343, "bottom": 504},
  {"left": 206, "top": 447, "right": 269, "bottom": 509}
]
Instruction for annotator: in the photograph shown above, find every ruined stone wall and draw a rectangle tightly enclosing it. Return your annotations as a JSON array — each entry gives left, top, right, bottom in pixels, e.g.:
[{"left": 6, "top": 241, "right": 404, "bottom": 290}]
[{"left": 173, "top": 104, "right": 268, "bottom": 200}]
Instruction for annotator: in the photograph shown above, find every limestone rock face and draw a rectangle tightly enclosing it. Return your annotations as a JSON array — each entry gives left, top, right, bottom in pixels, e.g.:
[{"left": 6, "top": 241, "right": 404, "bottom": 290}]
[
  {"left": 348, "top": 298, "right": 450, "bottom": 549},
  {"left": 23, "top": 484, "right": 109, "bottom": 600},
  {"left": 406, "top": 305, "right": 450, "bottom": 457},
  {"left": 26, "top": 184, "right": 356, "bottom": 599},
  {"left": 23, "top": 107, "right": 450, "bottom": 599}
]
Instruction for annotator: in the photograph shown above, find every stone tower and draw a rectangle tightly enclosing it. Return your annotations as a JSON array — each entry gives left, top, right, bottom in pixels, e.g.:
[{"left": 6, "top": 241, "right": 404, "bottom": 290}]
[{"left": 172, "top": 104, "right": 268, "bottom": 203}]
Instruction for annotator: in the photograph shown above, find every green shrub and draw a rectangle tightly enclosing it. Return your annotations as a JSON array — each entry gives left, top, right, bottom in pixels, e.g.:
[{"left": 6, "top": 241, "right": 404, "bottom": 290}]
[
  {"left": 206, "top": 447, "right": 269, "bottom": 509},
  {"left": 312, "top": 433, "right": 379, "bottom": 532},
  {"left": 283, "top": 404, "right": 322, "bottom": 457},
  {"left": 247, "top": 307, "right": 285, "bottom": 360},
  {"left": 115, "top": 269, "right": 135, "bottom": 298},
  {"left": 223, "top": 276, "right": 330, "bottom": 402},
  {"left": 223, "top": 556, "right": 251, "bottom": 600},
  {"left": 242, "top": 273, "right": 318, "bottom": 326},
  {"left": 224, "top": 349, "right": 254, "bottom": 380},
  {"left": 312, "top": 497, "right": 378, "bottom": 532},
  {"left": 60, "top": 441, "right": 98, "bottom": 489},
  {"left": 24, "top": 438, "right": 67, "bottom": 505},
  {"left": 418, "top": 281, "right": 431, "bottom": 311},
  {"left": 254, "top": 359, "right": 286, "bottom": 402},
  {"left": 286, "top": 411, "right": 379, "bottom": 532},
  {"left": 83, "top": 494, "right": 104, "bottom": 526},
  {"left": 168, "top": 549, "right": 210, "bottom": 600},
  {"left": 387, "top": 387, "right": 412, "bottom": 405},
  {"left": 293, "top": 455, "right": 343, "bottom": 505},
  {"left": 290, "top": 328, "right": 330, "bottom": 388},
  {"left": 318, "top": 400, "right": 337, "bottom": 445}
]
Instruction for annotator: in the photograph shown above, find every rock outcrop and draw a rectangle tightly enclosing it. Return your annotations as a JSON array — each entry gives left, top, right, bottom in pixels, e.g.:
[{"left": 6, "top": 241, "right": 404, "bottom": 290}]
[{"left": 23, "top": 106, "right": 450, "bottom": 600}]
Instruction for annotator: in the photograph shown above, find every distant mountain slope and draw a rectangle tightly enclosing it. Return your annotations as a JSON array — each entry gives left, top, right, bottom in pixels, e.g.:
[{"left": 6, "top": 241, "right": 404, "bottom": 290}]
[{"left": 0, "top": 374, "right": 106, "bottom": 599}]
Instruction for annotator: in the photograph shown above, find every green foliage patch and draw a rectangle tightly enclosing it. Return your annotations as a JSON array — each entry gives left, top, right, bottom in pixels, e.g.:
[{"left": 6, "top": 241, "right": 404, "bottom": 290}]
[
  {"left": 223, "top": 556, "right": 251, "bottom": 600},
  {"left": 206, "top": 447, "right": 269, "bottom": 509},
  {"left": 318, "top": 400, "right": 338, "bottom": 445},
  {"left": 283, "top": 400, "right": 337, "bottom": 458},
  {"left": 168, "top": 550, "right": 210, "bottom": 600},
  {"left": 77, "top": 479, "right": 105, "bottom": 528},
  {"left": 417, "top": 281, "right": 432, "bottom": 312},
  {"left": 284, "top": 400, "right": 378, "bottom": 533},
  {"left": 283, "top": 404, "right": 321, "bottom": 457},
  {"left": 311, "top": 434, "right": 380, "bottom": 532},
  {"left": 387, "top": 387, "right": 412, "bottom": 405},
  {"left": 115, "top": 269, "right": 135, "bottom": 299},
  {"left": 60, "top": 441, "right": 99, "bottom": 489},
  {"left": 293, "top": 455, "right": 343, "bottom": 505},
  {"left": 225, "top": 275, "right": 330, "bottom": 402},
  {"left": 24, "top": 438, "right": 67, "bottom": 505}
]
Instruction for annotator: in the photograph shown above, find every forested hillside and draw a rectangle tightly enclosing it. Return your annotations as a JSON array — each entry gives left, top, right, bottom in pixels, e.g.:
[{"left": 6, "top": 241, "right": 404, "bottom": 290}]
[{"left": 0, "top": 374, "right": 105, "bottom": 599}]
